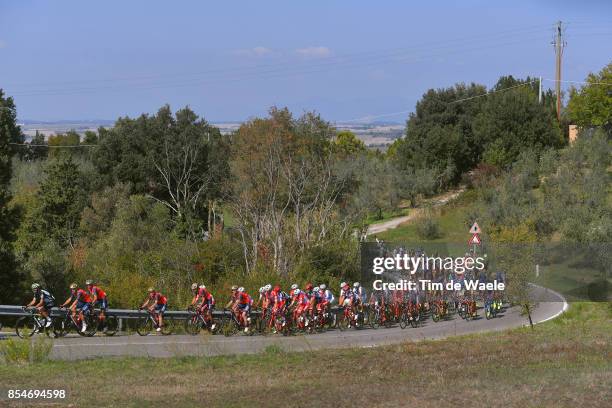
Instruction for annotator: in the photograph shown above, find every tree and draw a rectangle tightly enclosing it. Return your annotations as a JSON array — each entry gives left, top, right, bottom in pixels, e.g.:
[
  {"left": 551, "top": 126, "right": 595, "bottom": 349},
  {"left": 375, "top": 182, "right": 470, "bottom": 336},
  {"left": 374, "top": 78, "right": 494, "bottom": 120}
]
[
  {"left": 567, "top": 62, "right": 612, "bottom": 131},
  {"left": 0, "top": 90, "right": 23, "bottom": 302},
  {"left": 47, "top": 131, "right": 82, "bottom": 159},
  {"left": 229, "top": 108, "right": 352, "bottom": 276},
  {"left": 473, "top": 77, "right": 563, "bottom": 168},
  {"left": 394, "top": 82, "right": 487, "bottom": 184},
  {"left": 92, "top": 105, "right": 228, "bottom": 237},
  {"left": 23, "top": 131, "right": 48, "bottom": 161},
  {"left": 334, "top": 130, "right": 366, "bottom": 157}
]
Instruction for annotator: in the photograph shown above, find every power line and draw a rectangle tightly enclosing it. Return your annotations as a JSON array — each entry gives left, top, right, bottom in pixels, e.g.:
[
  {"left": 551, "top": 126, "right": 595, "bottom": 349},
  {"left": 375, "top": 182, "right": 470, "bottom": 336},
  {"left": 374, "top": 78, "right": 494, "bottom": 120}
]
[
  {"left": 543, "top": 78, "right": 612, "bottom": 86},
  {"left": 339, "top": 80, "right": 538, "bottom": 123},
  {"left": 6, "top": 28, "right": 554, "bottom": 97},
  {"left": 8, "top": 35, "right": 550, "bottom": 98},
  {"left": 4, "top": 24, "right": 551, "bottom": 91}
]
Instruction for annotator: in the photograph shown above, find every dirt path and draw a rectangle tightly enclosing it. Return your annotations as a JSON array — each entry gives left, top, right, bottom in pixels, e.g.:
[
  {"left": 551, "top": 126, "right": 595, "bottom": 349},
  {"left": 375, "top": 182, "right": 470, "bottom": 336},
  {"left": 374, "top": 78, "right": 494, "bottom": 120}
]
[{"left": 366, "top": 188, "right": 464, "bottom": 236}]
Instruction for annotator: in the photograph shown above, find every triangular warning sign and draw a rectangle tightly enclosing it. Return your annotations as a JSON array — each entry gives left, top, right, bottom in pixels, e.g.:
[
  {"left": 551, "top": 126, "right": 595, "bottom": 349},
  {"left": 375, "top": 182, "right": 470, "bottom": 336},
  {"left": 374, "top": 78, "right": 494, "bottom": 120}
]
[
  {"left": 469, "top": 233, "right": 481, "bottom": 245},
  {"left": 469, "top": 222, "right": 481, "bottom": 234}
]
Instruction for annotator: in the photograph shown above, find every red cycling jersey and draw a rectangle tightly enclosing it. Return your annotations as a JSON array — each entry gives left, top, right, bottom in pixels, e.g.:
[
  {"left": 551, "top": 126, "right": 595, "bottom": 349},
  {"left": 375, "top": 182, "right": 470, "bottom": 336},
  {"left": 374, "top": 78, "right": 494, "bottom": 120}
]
[
  {"left": 199, "top": 289, "right": 215, "bottom": 305},
  {"left": 238, "top": 292, "right": 250, "bottom": 305},
  {"left": 295, "top": 292, "right": 309, "bottom": 306},
  {"left": 76, "top": 289, "right": 92, "bottom": 303},
  {"left": 149, "top": 292, "right": 167, "bottom": 305},
  {"left": 89, "top": 286, "right": 107, "bottom": 300}
]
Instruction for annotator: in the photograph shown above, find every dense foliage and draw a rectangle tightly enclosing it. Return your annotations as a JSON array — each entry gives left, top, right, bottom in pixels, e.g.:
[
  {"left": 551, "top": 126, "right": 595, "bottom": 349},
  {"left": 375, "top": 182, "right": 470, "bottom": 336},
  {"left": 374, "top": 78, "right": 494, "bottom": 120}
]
[{"left": 1, "top": 64, "right": 609, "bottom": 306}]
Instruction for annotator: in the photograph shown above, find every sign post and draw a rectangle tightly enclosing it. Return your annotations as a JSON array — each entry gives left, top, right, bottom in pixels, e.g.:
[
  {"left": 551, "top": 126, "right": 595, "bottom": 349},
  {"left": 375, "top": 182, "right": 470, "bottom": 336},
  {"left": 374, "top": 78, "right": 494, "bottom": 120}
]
[{"left": 468, "top": 222, "right": 482, "bottom": 256}]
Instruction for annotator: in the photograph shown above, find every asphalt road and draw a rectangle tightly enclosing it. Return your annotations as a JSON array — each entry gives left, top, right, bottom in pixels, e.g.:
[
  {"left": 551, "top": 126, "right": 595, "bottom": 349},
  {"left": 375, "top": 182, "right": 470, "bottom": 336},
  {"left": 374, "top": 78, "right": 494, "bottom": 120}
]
[{"left": 47, "top": 284, "right": 566, "bottom": 360}]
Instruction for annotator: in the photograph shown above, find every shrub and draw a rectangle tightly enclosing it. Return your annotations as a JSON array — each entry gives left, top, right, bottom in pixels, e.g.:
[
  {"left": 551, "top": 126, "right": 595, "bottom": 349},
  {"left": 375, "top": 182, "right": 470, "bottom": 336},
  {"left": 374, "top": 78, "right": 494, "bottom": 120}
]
[
  {"left": 416, "top": 211, "right": 442, "bottom": 240},
  {"left": 0, "top": 337, "right": 52, "bottom": 365}
]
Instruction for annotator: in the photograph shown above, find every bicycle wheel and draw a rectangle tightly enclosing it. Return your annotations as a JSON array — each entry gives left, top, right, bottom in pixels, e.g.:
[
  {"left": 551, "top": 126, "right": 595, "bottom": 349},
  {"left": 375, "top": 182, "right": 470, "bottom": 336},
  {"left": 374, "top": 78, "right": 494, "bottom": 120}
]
[
  {"left": 104, "top": 316, "right": 118, "bottom": 336},
  {"left": 161, "top": 317, "right": 173, "bottom": 335},
  {"left": 84, "top": 315, "right": 98, "bottom": 337},
  {"left": 185, "top": 314, "right": 200, "bottom": 335},
  {"left": 399, "top": 310, "right": 408, "bottom": 329},
  {"left": 370, "top": 310, "right": 380, "bottom": 329},
  {"left": 432, "top": 306, "right": 440, "bottom": 323},
  {"left": 53, "top": 317, "right": 67, "bottom": 338},
  {"left": 136, "top": 317, "right": 153, "bottom": 336},
  {"left": 338, "top": 314, "right": 350, "bottom": 331},
  {"left": 410, "top": 312, "right": 419, "bottom": 328},
  {"left": 223, "top": 317, "right": 239, "bottom": 337},
  {"left": 15, "top": 316, "right": 37, "bottom": 338}
]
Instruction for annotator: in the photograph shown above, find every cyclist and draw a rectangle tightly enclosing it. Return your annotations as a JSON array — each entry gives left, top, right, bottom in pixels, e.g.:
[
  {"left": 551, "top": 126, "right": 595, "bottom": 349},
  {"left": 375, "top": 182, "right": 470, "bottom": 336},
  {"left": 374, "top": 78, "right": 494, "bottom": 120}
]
[
  {"left": 256, "top": 286, "right": 269, "bottom": 310},
  {"left": 25, "top": 283, "right": 55, "bottom": 329},
  {"left": 86, "top": 280, "right": 108, "bottom": 331},
  {"left": 289, "top": 288, "right": 309, "bottom": 325},
  {"left": 353, "top": 282, "right": 367, "bottom": 307},
  {"left": 66, "top": 283, "right": 92, "bottom": 333},
  {"left": 304, "top": 283, "right": 315, "bottom": 317},
  {"left": 236, "top": 287, "right": 252, "bottom": 333},
  {"left": 140, "top": 288, "right": 167, "bottom": 332},
  {"left": 319, "top": 284, "right": 335, "bottom": 305},
  {"left": 197, "top": 284, "right": 216, "bottom": 330},
  {"left": 189, "top": 283, "right": 200, "bottom": 308},
  {"left": 338, "top": 282, "right": 355, "bottom": 308},
  {"left": 270, "top": 285, "right": 288, "bottom": 315}
]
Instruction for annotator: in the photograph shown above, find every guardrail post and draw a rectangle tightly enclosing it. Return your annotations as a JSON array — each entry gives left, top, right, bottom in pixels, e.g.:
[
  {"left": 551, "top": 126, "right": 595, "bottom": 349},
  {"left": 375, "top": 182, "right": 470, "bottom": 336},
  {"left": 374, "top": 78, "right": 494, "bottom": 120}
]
[{"left": 119, "top": 318, "right": 123, "bottom": 333}]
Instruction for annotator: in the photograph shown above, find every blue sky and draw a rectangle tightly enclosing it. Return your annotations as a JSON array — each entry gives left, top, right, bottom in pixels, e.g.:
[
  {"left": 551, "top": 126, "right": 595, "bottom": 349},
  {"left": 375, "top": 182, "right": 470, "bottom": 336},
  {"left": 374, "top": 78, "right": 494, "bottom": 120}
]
[{"left": 0, "top": 0, "right": 610, "bottom": 122}]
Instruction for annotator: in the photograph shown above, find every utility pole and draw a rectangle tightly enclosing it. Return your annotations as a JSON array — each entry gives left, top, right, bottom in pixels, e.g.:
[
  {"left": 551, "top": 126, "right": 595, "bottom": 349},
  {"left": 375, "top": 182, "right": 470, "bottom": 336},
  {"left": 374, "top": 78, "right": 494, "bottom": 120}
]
[
  {"left": 538, "top": 76, "right": 543, "bottom": 104},
  {"left": 552, "top": 21, "right": 566, "bottom": 121}
]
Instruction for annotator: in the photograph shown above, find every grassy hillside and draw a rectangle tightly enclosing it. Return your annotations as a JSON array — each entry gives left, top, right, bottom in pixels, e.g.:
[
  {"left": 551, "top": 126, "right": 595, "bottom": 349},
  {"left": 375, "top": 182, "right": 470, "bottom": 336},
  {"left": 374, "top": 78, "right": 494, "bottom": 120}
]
[
  {"left": 376, "top": 190, "right": 475, "bottom": 243},
  {"left": 0, "top": 303, "right": 609, "bottom": 407}
]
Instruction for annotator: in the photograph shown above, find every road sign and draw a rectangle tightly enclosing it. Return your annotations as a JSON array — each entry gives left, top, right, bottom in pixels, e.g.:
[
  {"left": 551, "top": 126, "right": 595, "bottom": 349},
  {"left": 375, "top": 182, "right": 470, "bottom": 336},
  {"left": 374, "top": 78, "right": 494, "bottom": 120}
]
[
  {"left": 469, "top": 222, "right": 481, "bottom": 234},
  {"left": 469, "top": 233, "right": 481, "bottom": 246}
]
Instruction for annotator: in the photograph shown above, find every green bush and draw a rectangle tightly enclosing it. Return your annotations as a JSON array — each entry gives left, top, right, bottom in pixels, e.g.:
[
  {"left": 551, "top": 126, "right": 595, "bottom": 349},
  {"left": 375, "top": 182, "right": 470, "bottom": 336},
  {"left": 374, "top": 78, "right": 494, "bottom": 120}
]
[
  {"left": 0, "top": 337, "right": 52, "bottom": 365},
  {"left": 416, "top": 213, "right": 442, "bottom": 240}
]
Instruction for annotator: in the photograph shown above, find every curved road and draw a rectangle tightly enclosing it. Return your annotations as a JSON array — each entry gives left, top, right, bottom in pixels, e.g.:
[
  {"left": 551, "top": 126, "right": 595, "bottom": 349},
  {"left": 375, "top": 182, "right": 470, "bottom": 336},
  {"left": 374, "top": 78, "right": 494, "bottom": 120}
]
[{"left": 50, "top": 285, "right": 567, "bottom": 360}]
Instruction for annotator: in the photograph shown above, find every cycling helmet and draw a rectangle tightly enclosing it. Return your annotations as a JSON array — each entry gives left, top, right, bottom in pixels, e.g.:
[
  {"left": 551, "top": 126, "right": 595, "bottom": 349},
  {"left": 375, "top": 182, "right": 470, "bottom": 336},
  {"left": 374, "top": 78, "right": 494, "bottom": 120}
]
[
  {"left": 353, "top": 282, "right": 360, "bottom": 288},
  {"left": 290, "top": 283, "right": 298, "bottom": 290},
  {"left": 238, "top": 287, "right": 244, "bottom": 292},
  {"left": 231, "top": 285, "right": 238, "bottom": 291},
  {"left": 85, "top": 279, "right": 93, "bottom": 285},
  {"left": 313, "top": 286, "right": 320, "bottom": 292},
  {"left": 320, "top": 284, "right": 326, "bottom": 290},
  {"left": 259, "top": 287, "right": 265, "bottom": 294},
  {"left": 340, "top": 282, "right": 346, "bottom": 288},
  {"left": 273, "top": 285, "right": 281, "bottom": 292},
  {"left": 293, "top": 289, "right": 301, "bottom": 296},
  {"left": 264, "top": 284, "right": 272, "bottom": 291},
  {"left": 305, "top": 283, "right": 313, "bottom": 291},
  {"left": 147, "top": 287, "right": 155, "bottom": 292},
  {"left": 191, "top": 283, "right": 198, "bottom": 290},
  {"left": 69, "top": 283, "right": 77, "bottom": 290},
  {"left": 199, "top": 284, "right": 206, "bottom": 290},
  {"left": 31, "top": 283, "right": 40, "bottom": 291}
]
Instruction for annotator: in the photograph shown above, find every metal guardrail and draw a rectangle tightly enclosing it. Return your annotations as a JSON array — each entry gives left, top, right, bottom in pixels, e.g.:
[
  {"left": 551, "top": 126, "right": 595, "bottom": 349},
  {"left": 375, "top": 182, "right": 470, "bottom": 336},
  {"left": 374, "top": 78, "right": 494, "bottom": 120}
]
[
  {"left": 0, "top": 304, "right": 341, "bottom": 319},
  {"left": 0, "top": 305, "right": 235, "bottom": 319}
]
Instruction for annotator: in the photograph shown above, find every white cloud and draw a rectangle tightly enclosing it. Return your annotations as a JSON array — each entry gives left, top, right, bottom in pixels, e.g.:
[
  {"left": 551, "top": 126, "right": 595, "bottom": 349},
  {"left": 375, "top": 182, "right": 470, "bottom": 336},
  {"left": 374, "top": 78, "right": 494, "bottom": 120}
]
[
  {"left": 295, "top": 46, "right": 332, "bottom": 59},
  {"left": 234, "top": 46, "right": 273, "bottom": 57}
]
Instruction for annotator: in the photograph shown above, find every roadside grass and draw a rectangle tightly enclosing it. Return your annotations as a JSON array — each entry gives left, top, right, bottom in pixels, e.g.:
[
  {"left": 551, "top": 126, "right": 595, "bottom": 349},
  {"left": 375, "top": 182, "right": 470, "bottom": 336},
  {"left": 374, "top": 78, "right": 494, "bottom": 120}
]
[
  {"left": 0, "top": 303, "right": 609, "bottom": 407},
  {"left": 377, "top": 190, "right": 473, "bottom": 243},
  {"left": 364, "top": 207, "right": 410, "bottom": 226}
]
